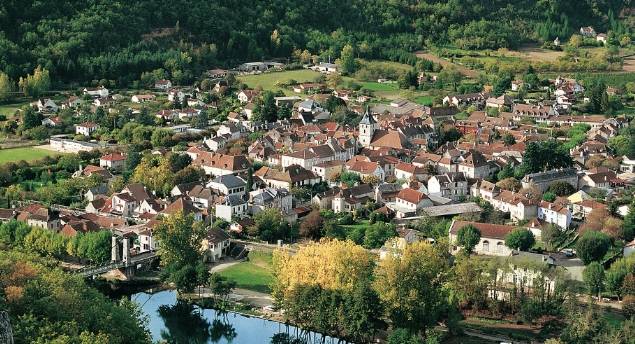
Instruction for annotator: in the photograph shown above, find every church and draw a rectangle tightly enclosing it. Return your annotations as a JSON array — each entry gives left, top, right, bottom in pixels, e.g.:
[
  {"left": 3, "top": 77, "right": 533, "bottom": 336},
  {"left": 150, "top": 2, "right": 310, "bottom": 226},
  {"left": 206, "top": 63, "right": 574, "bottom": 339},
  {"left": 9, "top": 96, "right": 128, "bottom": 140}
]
[{"left": 358, "top": 108, "right": 409, "bottom": 150}]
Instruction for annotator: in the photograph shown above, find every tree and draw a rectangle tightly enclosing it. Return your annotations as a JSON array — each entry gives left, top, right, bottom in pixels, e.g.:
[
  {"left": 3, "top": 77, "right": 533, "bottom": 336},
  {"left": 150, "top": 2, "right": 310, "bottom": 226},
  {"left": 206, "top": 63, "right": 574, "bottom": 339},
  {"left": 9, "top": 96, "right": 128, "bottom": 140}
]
[
  {"left": 249, "top": 208, "right": 295, "bottom": 242},
  {"left": 299, "top": 210, "right": 324, "bottom": 240},
  {"left": 338, "top": 44, "right": 356, "bottom": 75},
  {"left": 502, "top": 133, "right": 516, "bottom": 146},
  {"left": 0, "top": 72, "right": 15, "bottom": 102},
  {"left": 547, "top": 181, "right": 576, "bottom": 196},
  {"left": 521, "top": 141, "right": 572, "bottom": 174},
  {"left": 22, "top": 107, "right": 43, "bottom": 130},
  {"left": 621, "top": 201, "right": 635, "bottom": 242},
  {"left": 155, "top": 212, "right": 208, "bottom": 292},
  {"left": 542, "top": 224, "right": 564, "bottom": 251},
  {"left": 151, "top": 128, "right": 174, "bottom": 147},
  {"left": 18, "top": 66, "right": 51, "bottom": 98},
  {"left": 363, "top": 221, "right": 397, "bottom": 249},
  {"left": 496, "top": 177, "right": 521, "bottom": 191},
  {"left": 456, "top": 225, "right": 480, "bottom": 254},
  {"left": 576, "top": 231, "right": 611, "bottom": 265},
  {"left": 208, "top": 273, "right": 236, "bottom": 307},
  {"left": 583, "top": 262, "right": 605, "bottom": 298},
  {"left": 505, "top": 228, "right": 535, "bottom": 251},
  {"left": 387, "top": 329, "right": 423, "bottom": 344},
  {"left": 374, "top": 241, "right": 450, "bottom": 336}
]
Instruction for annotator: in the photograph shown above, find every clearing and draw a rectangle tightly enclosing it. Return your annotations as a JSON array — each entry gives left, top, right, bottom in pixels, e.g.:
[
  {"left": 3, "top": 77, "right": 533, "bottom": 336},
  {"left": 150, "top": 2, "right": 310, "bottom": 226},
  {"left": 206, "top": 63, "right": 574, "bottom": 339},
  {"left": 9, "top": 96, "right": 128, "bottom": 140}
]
[
  {"left": 415, "top": 51, "right": 479, "bottom": 78},
  {"left": 0, "top": 147, "right": 57, "bottom": 164},
  {"left": 239, "top": 69, "right": 321, "bottom": 94},
  {"left": 0, "top": 100, "right": 31, "bottom": 118},
  {"left": 218, "top": 250, "right": 274, "bottom": 294},
  {"left": 509, "top": 45, "right": 565, "bottom": 62}
]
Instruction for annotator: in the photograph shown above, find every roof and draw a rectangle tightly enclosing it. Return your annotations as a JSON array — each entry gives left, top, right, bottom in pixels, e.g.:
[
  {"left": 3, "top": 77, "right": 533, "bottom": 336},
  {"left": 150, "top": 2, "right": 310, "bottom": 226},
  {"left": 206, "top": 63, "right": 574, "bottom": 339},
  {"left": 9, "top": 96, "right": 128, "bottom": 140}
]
[
  {"left": 359, "top": 107, "right": 376, "bottom": 125},
  {"left": 206, "top": 227, "right": 230, "bottom": 244},
  {"left": 449, "top": 220, "right": 515, "bottom": 240},
  {"left": 422, "top": 202, "right": 482, "bottom": 217},
  {"left": 100, "top": 152, "right": 125, "bottom": 161},
  {"left": 162, "top": 197, "right": 199, "bottom": 216},
  {"left": 210, "top": 175, "right": 247, "bottom": 189},
  {"left": 397, "top": 188, "right": 426, "bottom": 204}
]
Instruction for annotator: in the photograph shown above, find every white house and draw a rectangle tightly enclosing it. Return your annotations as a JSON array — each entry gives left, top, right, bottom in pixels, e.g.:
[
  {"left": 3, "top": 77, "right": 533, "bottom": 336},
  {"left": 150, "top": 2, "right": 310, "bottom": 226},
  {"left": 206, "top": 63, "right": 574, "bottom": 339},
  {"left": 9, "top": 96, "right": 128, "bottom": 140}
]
[
  {"left": 215, "top": 195, "right": 248, "bottom": 221},
  {"left": 154, "top": 79, "right": 172, "bottom": 90},
  {"left": 207, "top": 174, "right": 247, "bottom": 197},
  {"left": 99, "top": 152, "right": 126, "bottom": 171},
  {"left": 538, "top": 200, "right": 572, "bottom": 229},
  {"left": 202, "top": 228, "right": 231, "bottom": 262},
  {"left": 83, "top": 86, "right": 109, "bottom": 98},
  {"left": 131, "top": 94, "right": 156, "bottom": 103},
  {"left": 427, "top": 172, "right": 468, "bottom": 201},
  {"left": 389, "top": 188, "right": 433, "bottom": 218},
  {"left": 75, "top": 122, "right": 99, "bottom": 137},
  {"left": 449, "top": 220, "right": 514, "bottom": 256}
]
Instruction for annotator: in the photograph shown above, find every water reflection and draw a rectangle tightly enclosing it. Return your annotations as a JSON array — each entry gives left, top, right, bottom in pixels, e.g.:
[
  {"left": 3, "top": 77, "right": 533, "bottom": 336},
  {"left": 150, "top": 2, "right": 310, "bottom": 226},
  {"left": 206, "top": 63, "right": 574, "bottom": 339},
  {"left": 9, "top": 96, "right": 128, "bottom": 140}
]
[{"left": 134, "top": 290, "right": 346, "bottom": 344}]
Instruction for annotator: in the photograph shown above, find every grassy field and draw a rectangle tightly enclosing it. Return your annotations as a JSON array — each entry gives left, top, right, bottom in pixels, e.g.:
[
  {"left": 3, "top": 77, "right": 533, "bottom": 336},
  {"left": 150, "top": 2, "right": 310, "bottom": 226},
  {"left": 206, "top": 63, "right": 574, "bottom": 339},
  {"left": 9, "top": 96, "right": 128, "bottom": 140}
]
[
  {"left": 0, "top": 100, "right": 31, "bottom": 118},
  {"left": 0, "top": 147, "right": 56, "bottom": 164},
  {"left": 415, "top": 95, "right": 433, "bottom": 105},
  {"left": 219, "top": 251, "right": 274, "bottom": 293},
  {"left": 239, "top": 69, "right": 321, "bottom": 94},
  {"left": 340, "top": 220, "right": 372, "bottom": 232},
  {"left": 360, "top": 81, "right": 398, "bottom": 91}
]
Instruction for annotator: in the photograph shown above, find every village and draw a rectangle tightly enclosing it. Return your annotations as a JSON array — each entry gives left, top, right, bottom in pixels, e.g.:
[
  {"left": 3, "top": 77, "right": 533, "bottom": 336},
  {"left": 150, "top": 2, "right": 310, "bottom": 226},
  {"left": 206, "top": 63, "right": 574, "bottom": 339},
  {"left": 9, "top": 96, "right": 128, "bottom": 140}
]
[{"left": 1, "top": 23, "right": 635, "bottom": 343}]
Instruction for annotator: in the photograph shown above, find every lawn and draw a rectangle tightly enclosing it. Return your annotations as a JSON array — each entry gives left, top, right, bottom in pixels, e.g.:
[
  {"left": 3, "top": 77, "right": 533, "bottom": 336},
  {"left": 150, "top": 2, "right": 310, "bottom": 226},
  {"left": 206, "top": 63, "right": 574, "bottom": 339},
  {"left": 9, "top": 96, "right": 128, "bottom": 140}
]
[
  {"left": 415, "top": 95, "right": 433, "bottom": 106},
  {"left": 0, "top": 100, "right": 31, "bottom": 118},
  {"left": 239, "top": 69, "right": 322, "bottom": 94},
  {"left": 360, "top": 81, "right": 398, "bottom": 91},
  {"left": 339, "top": 220, "right": 372, "bottom": 233},
  {"left": 0, "top": 147, "right": 57, "bottom": 165},
  {"left": 218, "top": 251, "right": 274, "bottom": 293}
]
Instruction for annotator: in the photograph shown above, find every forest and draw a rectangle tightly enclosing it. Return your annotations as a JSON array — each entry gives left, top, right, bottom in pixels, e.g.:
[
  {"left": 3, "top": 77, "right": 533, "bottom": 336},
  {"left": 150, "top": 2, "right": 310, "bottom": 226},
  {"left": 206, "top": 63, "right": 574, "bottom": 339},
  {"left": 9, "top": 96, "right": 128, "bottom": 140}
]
[{"left": 0, "top": 0, "right": 631, "bottom": 86}]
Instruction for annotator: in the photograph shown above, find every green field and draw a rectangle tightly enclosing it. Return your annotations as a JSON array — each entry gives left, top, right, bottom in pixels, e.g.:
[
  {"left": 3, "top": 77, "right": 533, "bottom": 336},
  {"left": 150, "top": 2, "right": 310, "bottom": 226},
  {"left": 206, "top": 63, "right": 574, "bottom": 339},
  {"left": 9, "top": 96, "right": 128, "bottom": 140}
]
[
  {"left": 0, "top": 147, "right": 56, "bottom": 164},
  {"left": 415, "top": 95, "right": 433, "bottom": 105},
  {"left": 360, "top": 82, "right": 398, "bottom": 91},
  {"left": 239, "top": 69, "right": 322, "bottom": 94},
  {"left": 0, "top": 100, "right": 31, "bottom": 118},
  {"left": 218, "top": 251, "right": 274, "bottom": 293}
]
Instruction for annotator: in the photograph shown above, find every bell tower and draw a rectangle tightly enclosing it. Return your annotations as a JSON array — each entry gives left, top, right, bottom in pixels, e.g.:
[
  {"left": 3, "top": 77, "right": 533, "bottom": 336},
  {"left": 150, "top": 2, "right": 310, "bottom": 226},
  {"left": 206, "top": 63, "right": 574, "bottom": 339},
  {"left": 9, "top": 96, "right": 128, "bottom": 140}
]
[{"left": 359, "top": 107, "right": 377, "bottom": 147}]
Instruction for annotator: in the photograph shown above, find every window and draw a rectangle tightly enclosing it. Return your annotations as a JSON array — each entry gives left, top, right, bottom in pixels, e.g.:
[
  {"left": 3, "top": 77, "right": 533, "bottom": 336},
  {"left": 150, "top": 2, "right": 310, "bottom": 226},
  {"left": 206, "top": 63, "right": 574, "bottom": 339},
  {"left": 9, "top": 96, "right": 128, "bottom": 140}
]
[
  {"left": 497, "top": 242, "right": 504, "bottom": 253},
  {"left": 482, "top": 240, "right": 489, "bottom": 252}
]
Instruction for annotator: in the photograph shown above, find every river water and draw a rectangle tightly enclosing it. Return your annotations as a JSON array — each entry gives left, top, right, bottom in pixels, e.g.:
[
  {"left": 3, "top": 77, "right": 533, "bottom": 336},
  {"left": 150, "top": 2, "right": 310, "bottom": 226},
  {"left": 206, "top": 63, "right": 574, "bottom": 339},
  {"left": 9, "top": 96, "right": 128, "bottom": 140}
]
[{"left": 131, "top": 289, "right": 347, "bottom": 344}]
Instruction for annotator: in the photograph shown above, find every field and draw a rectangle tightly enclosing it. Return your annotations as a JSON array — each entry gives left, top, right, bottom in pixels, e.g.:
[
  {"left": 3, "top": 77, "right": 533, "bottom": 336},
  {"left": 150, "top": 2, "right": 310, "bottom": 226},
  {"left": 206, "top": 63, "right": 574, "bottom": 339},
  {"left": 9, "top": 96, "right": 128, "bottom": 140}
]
[
  {"left": 416, "top": 51, "right": 479, "bottom": 78},
  {"left": 415, "top": 95, "right": 433, "bottom": 105},
  {"left": 510, "top": 45, "right": 565, "bottom": 62},
  {"left": 0, "top": 100, "right": 31, "bottom": 118},
  {"left": 239, "top": 69, "right": 321, "bottom": 94},
  {"left": 0, "top": 147, "right": 57, "bottom": 164},
  {"left": 218, "top": 251, "right": 274, "bottom": 293},
  {"left": 360, "top": 81, "right": 398, "bottom": 91}
]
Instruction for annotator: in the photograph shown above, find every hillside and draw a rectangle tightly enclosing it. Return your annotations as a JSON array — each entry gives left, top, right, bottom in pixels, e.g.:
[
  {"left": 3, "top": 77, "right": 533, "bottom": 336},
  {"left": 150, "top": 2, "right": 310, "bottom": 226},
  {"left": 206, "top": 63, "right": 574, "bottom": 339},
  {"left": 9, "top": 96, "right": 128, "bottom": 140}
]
[{"left": 0, "top": 0, "right": 630, "bottom": 85}]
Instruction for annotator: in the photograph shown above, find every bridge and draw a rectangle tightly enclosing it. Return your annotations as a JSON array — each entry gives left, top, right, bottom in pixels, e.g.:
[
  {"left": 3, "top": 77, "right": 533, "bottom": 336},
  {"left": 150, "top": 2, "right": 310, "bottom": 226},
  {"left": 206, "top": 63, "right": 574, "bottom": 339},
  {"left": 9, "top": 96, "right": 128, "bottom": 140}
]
[
  {"left": 75, "top": 251, "right": 158, "bottom": 278},
  {"left": 74, "top": 230, "right": 158, "bottom": 278}
]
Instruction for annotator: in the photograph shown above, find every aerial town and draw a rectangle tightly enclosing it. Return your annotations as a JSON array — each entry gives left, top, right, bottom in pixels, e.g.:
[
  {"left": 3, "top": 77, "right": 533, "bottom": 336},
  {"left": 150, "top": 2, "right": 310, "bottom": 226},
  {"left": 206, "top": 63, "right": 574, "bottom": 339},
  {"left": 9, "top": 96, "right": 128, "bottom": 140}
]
[{"left": 1, "top": 2, "right": 635, "bottom": 343}]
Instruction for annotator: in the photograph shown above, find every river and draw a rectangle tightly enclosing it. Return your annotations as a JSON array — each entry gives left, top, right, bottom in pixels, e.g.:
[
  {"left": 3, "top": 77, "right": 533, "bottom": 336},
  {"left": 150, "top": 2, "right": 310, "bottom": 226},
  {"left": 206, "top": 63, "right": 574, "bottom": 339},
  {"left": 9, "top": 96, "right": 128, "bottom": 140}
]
[{"left": 131, "top": 289, "right": 348, "bottom": 344}]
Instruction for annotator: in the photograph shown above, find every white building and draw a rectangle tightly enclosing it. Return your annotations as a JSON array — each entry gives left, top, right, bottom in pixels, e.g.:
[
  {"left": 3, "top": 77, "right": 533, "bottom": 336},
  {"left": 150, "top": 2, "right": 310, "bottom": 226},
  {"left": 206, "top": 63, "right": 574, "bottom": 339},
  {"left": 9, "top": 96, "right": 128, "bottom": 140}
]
[{"left": 449, "top": 220, "right": 514, "bottom": 256}]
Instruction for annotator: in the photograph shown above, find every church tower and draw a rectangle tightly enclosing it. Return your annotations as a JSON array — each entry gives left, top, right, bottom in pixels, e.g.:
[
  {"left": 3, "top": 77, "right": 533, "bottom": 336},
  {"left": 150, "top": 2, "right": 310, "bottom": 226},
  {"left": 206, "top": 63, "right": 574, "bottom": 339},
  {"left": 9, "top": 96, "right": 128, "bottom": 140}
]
[{"left": 359, "top": 107, "right": 377, "bottom": 147}]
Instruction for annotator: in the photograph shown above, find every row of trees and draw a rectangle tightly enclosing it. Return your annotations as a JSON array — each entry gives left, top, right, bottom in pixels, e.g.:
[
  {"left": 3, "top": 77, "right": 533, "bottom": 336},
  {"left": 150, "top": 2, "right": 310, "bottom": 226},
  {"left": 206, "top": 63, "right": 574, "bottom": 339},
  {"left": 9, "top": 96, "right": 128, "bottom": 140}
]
[
  {"left": 271, "top": 238, "right": 592, "bottom": 342},
  {"left": 0, "top": 219, "right": 112, "bottom": 264}
]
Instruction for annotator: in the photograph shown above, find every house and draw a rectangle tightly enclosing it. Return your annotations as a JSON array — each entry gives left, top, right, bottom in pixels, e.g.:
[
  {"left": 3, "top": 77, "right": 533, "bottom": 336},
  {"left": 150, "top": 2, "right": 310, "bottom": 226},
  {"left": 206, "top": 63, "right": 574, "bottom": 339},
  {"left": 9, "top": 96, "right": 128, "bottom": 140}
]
[
  {"left": 427, "top": 172, "right": 468, "bottom": 201},
  {"left": 538, "top": 199, "right": 572, "bottom": 229},
  {"left": 596, "top": 33, "right": 608, "bottom": 44},
  {"left": 312, "top": 160, "right": 344, "bottom": 182},
  {"left": 206, "top": 69, "right": 228, "bottom": 79},
  {"left": 92, "top": 96, "right": 115, "bottom": 108},
  {"left": 32, "top": 98, "right": 59, "bottom": 112},
  {"left": 215, "top": 194, "right": 248, "bottom": 221},
  {"left": 61, "top": 96, "right": 82, "bottom": 109},
  {"left": 237, "top": 89, "right": 260, "bottom": 103},
  {"left": 511, "top": 80, "right": 524, "bottom": 91},
  {"left": 75, "top": 122, "right": 99, "bottom": 137},
  {"left": 168, "top": 88, "right": 186, "bottom": 102},
  {"left": 332, "top": 184, "right": 375, "bottom": 213},
  {"left": 154, "top": 79, "right": 172, "bottom": 90},
  {"left": 449, "top": 220, "right": 514, "bottom": 256},
  {"left": 580, "top": 169, "right": 619, "bottom": 189},
  {"left": 490, "top": 190, "right": 538, "bottom": 221},
  {"left": 485, "top": 95, "right": 513, "bottom": 109},
  {"left": 202, "top": 228, "right": 231, "bottom": 262},
  {"left": 521, "top": 168, "right": 578, "bottom": 193},
  {"left": 83, "top": 86, "right": 109, "bottom": 98},
  {"left": 255, "top": 165, "right": 321, "bottom": 190},
  {"left": 311, "top": 62, "right": 339, "bottom": 74},
  {"left": 161, "top": 197, "right": 204, "bottom": 222},
  {"left": 191, "top": 151, "right": 251, "bottom": 176},
  {"left": 207, "top": 175, "right": 247, "bottom": 197},
  {"left": 389, "top": 188, "right": 433, "bottom": 218},
  {"left": 42, "top": 116, "right": 62, "bottom": 127},
  {"left": 17, "top": 204, "right": 60, "bottom": 230},
  {"left": 580, "top": 26, "right": 596, "bottom": 37},
  {"left": 131, "top": 94, "right": 156, "bottom": 103},
  {"left": 293, "top": 83, "right": 324, "bottom": 94},
  {"left": 394, "top": 163, "right": 426, "bottom": 181},
  {"left": 443, "top": 92, "right": 489, "bottom": 108},
  {"left": 621, "top": 155, "right": 635, "bottom": 173},
  {"left": 99, "top": 152, "right": 126, "bottom": 171},
  {"left": 250, "top": 188, "right": 293, "bottom": 215},
  {"left": 346, "top": 161, "right": 385, "bottom": 182},
  {"left": 457, "top": 149, "right": 490, "bottom": 179},
  {"left": 375, "top": 183, "right": 402, "bottom": 205},
  {"left": 60, "top": 219, "right": 101, "bottom": 237}
]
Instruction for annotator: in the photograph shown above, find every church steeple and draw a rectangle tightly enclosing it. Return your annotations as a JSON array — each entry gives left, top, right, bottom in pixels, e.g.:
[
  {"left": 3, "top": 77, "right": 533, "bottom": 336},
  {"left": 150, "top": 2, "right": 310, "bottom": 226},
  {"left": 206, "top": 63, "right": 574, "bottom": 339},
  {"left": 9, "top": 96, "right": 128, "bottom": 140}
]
[{"left": 359, "top": 106, "right": 377, "bottom": 148}]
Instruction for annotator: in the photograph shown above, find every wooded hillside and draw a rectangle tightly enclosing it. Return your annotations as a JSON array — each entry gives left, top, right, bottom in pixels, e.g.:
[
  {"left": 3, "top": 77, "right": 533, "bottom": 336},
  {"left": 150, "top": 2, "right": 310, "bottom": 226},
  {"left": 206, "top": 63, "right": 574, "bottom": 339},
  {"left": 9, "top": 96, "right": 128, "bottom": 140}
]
[{"left": 0, "top": 0, "right": 630, "bottom": 84}]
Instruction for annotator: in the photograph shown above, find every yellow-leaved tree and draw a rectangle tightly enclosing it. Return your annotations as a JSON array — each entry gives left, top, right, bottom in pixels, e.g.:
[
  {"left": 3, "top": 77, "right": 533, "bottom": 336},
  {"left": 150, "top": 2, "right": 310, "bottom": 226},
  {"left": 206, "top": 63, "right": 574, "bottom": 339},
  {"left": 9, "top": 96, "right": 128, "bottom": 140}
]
[{"left": 272, "top": 239, "right": 374, "bottom": 302}]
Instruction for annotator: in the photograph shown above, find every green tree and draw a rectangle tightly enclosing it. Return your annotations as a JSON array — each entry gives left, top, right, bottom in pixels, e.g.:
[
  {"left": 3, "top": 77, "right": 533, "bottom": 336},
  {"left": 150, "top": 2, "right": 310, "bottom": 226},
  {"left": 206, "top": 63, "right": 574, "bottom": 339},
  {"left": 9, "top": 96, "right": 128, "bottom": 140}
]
[
  {"left": 0, "top": 72, "right": 15, "bottom": 102},
  {"left": 583, "top": 262, "right": 605, "bottom": 298},
  {"left": 388, "top": 329, "right": 423, "bottom": 344},
  {"left": 505, "top": 228, "right": 535, "bottom": 251},
  {"left": 18, "top": 66, "right": 51, "bottom": 98},
  {"left": 155, "top": 212, "right": 208, "bottom": 292},
  {"left": 22, "top": 107, "right": 43, "bottom": 129},
  {"left": 374, "top": 241, "right": 450, "bottom": 336},
  {"left": 456, "top": 225, "right": 481, "bottom": 254},
  {"left": 208, "top": 273, "right": 237, "bottom": 307},
  {"left": 576, "top": 231, "right": 611, "bottom": 265},
  {"left": 339, "top": 44, "right": 356, "bottom": 75}
]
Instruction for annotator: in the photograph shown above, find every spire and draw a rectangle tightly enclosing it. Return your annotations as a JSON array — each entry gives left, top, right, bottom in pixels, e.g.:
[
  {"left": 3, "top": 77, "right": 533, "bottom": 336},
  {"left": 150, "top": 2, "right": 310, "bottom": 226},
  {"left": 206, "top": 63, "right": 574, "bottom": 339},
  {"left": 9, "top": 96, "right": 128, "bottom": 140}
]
[{"left": 359, "top": 106, "right": 376, "bottom": 125}]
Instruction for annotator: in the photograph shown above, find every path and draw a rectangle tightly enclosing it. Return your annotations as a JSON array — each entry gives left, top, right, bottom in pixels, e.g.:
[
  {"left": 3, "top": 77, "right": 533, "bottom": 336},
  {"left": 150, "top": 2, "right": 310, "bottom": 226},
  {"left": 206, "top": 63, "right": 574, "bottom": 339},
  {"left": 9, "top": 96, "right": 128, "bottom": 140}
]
[
  {"left": 210, "top": 260, "right": 240, "bottom": 273},
  {"left": 415, "top": 51, "right": 479, "bottom": 78},
  {"left": 188, "top": 287, "right": 274, "bottom": 308}
]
